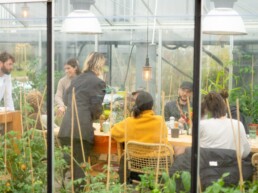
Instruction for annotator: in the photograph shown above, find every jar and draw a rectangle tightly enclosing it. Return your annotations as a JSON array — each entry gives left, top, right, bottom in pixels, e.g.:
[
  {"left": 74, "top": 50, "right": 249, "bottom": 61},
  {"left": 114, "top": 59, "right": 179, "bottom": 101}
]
[{"left": 169, "top": 116, "right": 175, "bottom": 129}]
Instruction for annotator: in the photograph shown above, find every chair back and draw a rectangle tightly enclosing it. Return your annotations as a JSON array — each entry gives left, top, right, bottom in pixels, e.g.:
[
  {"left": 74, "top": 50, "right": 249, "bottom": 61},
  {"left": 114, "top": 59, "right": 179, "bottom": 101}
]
[
  {"left": 252, "top": 152, "right": 258, "bottom": 181},
  {"left": 126, "top": 141, "right": 174, "bottom": 175}
]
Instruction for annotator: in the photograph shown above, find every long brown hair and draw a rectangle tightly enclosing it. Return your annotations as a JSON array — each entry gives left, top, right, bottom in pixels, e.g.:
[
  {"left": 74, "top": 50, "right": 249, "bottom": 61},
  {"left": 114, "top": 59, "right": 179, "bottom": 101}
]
[
  {"left": 201, "top": 91, "right": 227, "bottom": 118},
  {"left": 66, "top": 58, "right": 81, "bottom": 75}
]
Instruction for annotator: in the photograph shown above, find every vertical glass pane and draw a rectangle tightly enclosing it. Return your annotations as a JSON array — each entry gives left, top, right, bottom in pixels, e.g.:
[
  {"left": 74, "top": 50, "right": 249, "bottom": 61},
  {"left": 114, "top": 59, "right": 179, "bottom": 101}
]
[
  {"left": 53, "top": 0, "right": 195, "bottom": 192},
  {"left": 0, "top": 1, "right": 47, "bottom": 192},
  {"left": 201, "top": 0, "right": 256, "bottom": 192}
]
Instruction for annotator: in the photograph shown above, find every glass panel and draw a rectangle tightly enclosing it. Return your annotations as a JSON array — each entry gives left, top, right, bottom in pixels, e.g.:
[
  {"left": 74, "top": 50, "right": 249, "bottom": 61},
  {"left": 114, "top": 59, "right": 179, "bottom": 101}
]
[
  {"left": 53, "top": 0, "right": 195, "bottom": 192},
  {"left": 0, "top": 1, "right": 47, "bottom": 192},
  {"left": 200, "top": 0, "right": 257, "bottom": 192}
]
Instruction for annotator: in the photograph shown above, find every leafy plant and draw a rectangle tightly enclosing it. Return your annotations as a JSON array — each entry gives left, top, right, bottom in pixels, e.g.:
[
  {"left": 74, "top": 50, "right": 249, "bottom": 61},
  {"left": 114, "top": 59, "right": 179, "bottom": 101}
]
[
  {"left": 135, "top": 170, "right": 191, "bottom": 193},
  {"left": 0, "top": 129, "right": 70, "bottom": 193},
  {"left": 203, "top": 173, "right": 258, "bottom": 193},
  {"left": 0, "top": 130, "right": 47, "bottom": 192}
]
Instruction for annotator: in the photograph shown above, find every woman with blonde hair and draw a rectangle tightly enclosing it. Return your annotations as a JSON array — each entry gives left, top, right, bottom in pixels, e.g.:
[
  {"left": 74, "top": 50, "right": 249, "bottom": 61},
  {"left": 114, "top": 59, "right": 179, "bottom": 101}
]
[{"left": 58, "top": 52, "right": 106, "bottom": 185}]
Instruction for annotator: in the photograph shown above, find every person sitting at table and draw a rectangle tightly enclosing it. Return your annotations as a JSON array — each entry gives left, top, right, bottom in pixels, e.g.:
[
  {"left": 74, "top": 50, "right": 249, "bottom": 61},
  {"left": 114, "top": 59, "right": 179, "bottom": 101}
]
[
  {"left": 111, "top": 91, "right": 168, "bottom": 183},
  {"left": 200, "top": 91, "right": 250, "bottom": 158},
  {"left": 164, "top": 81, "right": 193, "bottom": 131},
  {"left": 219, "top": 89, "right": 249, "bottom": 134},
  {"left": 169, "top": 91, "right": 252, "bottom": 190}
]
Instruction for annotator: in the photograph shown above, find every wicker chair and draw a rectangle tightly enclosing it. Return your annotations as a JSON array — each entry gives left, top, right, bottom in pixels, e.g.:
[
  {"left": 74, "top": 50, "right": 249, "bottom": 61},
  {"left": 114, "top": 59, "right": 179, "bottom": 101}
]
[
  {"left": 252, "top": 152, "right": 258, "bottom": 181},
  {"left": 126, "top": 141, "right": 174, "bottom": 176}
]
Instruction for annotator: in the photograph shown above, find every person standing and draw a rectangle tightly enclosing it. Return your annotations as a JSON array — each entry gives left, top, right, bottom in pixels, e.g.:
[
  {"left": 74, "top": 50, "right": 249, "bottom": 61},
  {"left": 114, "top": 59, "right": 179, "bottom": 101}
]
[
  {"left": 58, "top": 52, "right": 106, "bottom": 182},
  {"left": 55, "top": 58, "right": 81, "bottom": 124},
  {"left": 0, "top": 51, "right": 15, "bottom": 111},
  {"left": 164, "top": 81, "right": 193, "bottom": 129}
]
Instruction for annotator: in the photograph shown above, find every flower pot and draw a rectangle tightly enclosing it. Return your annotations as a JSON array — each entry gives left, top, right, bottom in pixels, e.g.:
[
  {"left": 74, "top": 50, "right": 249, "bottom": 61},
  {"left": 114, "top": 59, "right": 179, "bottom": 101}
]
[{"left": 249, "top": 123, "right": 258, "bottom": 135}]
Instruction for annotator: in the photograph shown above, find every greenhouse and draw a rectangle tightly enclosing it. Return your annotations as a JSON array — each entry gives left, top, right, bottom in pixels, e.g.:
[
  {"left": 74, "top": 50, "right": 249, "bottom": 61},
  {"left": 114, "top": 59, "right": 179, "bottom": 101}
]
[{"left": 0, "top": 0, "right": 258, "bottom": 192}]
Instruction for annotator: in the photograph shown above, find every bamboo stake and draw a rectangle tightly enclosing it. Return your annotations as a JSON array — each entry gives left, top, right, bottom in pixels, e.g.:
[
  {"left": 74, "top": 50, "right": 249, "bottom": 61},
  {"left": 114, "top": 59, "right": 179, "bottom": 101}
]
[
  {"left": 236, "top": 99, "right": 244, "bottom": 191},
  {"left": 226, "top": 99, "right": 244, "bottom": 192},
  {"left": 251, "top": 55, "right": 254, "bottom": 104},
  {"left": 72, "top": 88, "right": 89, "bottom": 191},
  {"left": 19, "top": 86, "right": 24, "bottom": 135},
  {"left": 71, "top": 88, "right": 75, "bottom": 193},
  {"left": 198, "top": 176, "right": 202, "bottom": 193},
  {"left": 27, "top": 137, "right": 35, "bottom": 193},
  {"left": 32, "top": 87, "right": 47, "bottom": 149},
  {"left": 4, "top": 109, "right": 7, "bottom": 175},
  {"left": 106, "top": 91, "right": 113, "bottom": 190},
  {"left": 187, "top": 96, "right": 192, "bottom": 132},
  {"left": 72, "top": 89, "right": 86, "bottom": 164},
  {"left": 123, "top": 90, "right": 128, "bottom": 191},
  {"left": 155, "top": 91, "right": 166, "bottom": 184}
]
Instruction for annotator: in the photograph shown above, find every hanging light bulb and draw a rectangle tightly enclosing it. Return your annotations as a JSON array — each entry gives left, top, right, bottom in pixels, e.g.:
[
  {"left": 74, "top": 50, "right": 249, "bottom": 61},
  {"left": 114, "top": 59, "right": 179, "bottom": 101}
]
[
  {"left": 143, "top": 57, "right": 152, "bottom": 81},
  {"left": 21, "top": 3, "right": 29, "bottom": 18},
  {"left": 142, "top": 0, "right": 152, "bottom": 82}
]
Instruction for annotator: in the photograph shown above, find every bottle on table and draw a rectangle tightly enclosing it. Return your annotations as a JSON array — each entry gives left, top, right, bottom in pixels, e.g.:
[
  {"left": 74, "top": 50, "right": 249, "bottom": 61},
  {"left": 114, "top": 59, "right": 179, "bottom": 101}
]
[{"left": 168, "top": 117, "right": 175, "bottom": 134}]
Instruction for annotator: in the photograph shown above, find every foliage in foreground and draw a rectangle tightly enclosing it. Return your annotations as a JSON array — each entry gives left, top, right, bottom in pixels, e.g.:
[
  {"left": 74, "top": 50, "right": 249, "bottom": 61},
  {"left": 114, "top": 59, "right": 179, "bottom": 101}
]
[{"left": 0, "top": 130, "right": 257, "bottom": 193}]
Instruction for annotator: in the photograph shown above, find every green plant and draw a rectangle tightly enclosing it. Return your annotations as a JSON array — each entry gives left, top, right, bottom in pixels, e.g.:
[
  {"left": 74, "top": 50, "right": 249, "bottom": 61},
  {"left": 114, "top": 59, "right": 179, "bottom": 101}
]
[
  {"left": 135, "top": 170, "right": 191, "bottom": 193},
  {"left": 60, "top": 163, "right": 135, "bottom": 193},
  {"left": 229, "top": 58, "right": 258, "bottom": 123},
  {"left": 0, "top": 130, "right": 47, "bottom": 192},
  {"left": 203, "top": 173, "right": 258, "bottom": 193},
  {"left": 0, "top": 129, "right": 70, "bottom": 193}
]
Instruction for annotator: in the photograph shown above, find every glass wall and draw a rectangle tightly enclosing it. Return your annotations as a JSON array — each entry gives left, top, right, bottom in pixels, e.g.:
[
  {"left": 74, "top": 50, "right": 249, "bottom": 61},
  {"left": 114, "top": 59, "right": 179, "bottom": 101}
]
[
  {"left": 0, "top": 0, "right": 257, "bottom": 192},
  {"left": 0, "top": 1, "right": 48, "bottom": 192}
]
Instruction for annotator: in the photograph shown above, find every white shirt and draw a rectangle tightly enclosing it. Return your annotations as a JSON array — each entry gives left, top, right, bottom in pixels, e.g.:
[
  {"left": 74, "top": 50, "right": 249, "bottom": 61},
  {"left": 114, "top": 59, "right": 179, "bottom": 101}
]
[
  {"left": 200, "top": 118, "right": 250, "bottom": 158},
  {"left": 0, "top": 74, "right": 14, "bottom": 111}
]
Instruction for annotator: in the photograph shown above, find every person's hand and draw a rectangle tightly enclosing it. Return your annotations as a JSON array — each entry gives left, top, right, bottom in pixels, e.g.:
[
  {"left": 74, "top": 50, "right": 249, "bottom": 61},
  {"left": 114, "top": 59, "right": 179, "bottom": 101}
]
[
  {"left": 178, "top": 117, "right": 187, "bottom": 124},
  {"left": 56, "top": 106, "right": 66, "bottom": 117}
]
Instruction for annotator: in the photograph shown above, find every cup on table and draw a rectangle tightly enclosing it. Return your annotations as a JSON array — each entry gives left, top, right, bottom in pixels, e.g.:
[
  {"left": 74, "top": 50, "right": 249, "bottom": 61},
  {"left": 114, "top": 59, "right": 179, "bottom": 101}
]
[
  {"left": 171, "top": 128, "right": 179, "bottom": 138},
  {"left": 249, "top": 129, "right": 256, "bottom": 139},
  {"left": 102, "top": 121, "right": 110, "bottom": 133}
]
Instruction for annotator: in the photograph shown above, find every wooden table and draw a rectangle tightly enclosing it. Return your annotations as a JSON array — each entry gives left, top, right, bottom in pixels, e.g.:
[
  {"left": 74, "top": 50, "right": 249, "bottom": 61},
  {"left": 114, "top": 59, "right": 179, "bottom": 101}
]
[
  {"left": 168, "top": 135, "right": 192, "bottom": 147},
  {"left": 168, "top": 134, "right": 258, "bottom": 153},
  {"left": 0, "top": 111, "right": 22, "bottom": 138},
  {"left": 0, "top": 111, "right": 22, "bottom": 154},
  {"left": 248, "top": 138, "right": 258, "bottom": 153},
  {"left": 93, "top": 123, "right": 122, "bottom": 158}
]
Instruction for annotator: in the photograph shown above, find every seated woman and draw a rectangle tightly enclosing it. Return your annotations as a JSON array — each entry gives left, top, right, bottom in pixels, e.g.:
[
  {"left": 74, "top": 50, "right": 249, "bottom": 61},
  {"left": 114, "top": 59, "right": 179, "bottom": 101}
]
[
  {"left": 111, "top": 91, "right": 168, "bottom": 183},
  {"left": 170, "top": 91, "right": 252, "bottom": 190},
  {"left": 219, "top": 89, "right": 249, "bottom": 134},
  {"left": 200, "top": 91, "right": 250, "bottom": 158}
]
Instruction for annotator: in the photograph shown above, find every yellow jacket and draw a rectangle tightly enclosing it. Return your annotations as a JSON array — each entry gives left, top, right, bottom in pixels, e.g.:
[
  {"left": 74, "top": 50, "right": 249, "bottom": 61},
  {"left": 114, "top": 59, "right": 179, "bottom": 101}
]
[{"left": 111, "top": 110, "right": 168, "bottom": 143}]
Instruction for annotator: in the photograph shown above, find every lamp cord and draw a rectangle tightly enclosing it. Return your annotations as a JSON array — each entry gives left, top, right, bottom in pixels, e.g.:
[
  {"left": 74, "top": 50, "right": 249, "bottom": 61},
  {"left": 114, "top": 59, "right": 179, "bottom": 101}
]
[{"left": 146, "top": 0, "right": 149, "bottom": 59}]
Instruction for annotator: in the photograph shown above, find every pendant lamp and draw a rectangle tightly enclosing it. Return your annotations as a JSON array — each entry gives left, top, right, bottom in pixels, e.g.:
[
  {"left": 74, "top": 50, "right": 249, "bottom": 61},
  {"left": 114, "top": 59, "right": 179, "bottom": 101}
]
[
  {"left": 142, "top": 0, "right": 152, "bottom": 82},
  {"left": 203, "top": 7, "right": 247, "bottom": 35},
  {"left": 61, "top": 10, "right": 102, "bottom": 34}
]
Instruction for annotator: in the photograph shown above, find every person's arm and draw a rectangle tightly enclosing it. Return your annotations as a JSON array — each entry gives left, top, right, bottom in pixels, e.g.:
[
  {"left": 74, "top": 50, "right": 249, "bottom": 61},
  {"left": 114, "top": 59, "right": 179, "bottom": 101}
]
[
  {"left": 55, "top": 78, "right": 66, "bottom": 117},
  {"left": 90, "top": 80, "right": 106, "bottom": 120},
  {"left": 55, "top": 78, "right": 65, "bottom": 108},
  {"left": 110, "top": 120, "right": 126, "bottom": 143},
  {"left": 4, "top": 75, "right": 14, "bottom": 111}
]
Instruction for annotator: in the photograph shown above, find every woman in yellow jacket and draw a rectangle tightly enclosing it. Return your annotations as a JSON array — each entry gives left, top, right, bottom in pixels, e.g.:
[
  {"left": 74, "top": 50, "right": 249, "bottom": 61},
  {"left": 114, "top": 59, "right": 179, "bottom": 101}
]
[{"left": 111, "top": 91, "right": 168, "bottom": 183}]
